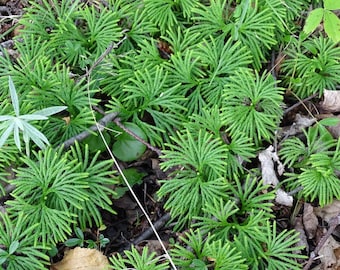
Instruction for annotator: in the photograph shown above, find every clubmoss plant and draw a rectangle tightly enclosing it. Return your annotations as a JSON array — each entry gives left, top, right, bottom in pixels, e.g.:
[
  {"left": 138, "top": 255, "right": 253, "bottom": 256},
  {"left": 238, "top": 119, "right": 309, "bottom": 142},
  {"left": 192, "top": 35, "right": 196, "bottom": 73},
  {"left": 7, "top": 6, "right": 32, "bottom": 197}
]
[
  {"left": 110, "top": 246, "right": 169, "bottom": 270},
  {"left": 193, "top": 198, "right": 305, "bottom": 269},
  {"left": 234, "top": 221, "right": 306, "bottom": 270},
  {"left": 280, "top": 121, "right": 340, "bottom": 206},
  {"left": 19, "top": 0, "right": 122, "bottom": 70},
  {"left": 185, "top": 106, "right": 256, "bottom": 176},
  {"left": 107, "top": 65, "right": 187, "bottom": 146},
  {"left": 67, "top": 142, "right": 118, "bottom": 229},
  {"left": 0, "top": 0, "right": 331, "bottom": 268},
  {"left": 5, "top": 145, "right": 117, "bottom": 246},
  {"left": 171, "top": 229, "right": 247, "bottom": 269},
  {"left": 222, "top": 69, "right": 284, "bottom": 145},
  {"left": 157, "top": 129, "right": 230, "bottom": 230},
  {"left": 0, "top": 213, "right": 49, "bottom": 270},
  {"left": 281, "top": 35, "right": 340, "bottom": 98}
]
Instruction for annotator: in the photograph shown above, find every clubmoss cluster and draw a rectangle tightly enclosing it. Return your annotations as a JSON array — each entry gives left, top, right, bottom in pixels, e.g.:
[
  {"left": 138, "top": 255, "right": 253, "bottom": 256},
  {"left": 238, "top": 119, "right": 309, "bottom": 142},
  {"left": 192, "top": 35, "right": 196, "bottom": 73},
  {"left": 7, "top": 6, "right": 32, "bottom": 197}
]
[{"left": 1, "top": 0, "right": 339, "bottom": 269}]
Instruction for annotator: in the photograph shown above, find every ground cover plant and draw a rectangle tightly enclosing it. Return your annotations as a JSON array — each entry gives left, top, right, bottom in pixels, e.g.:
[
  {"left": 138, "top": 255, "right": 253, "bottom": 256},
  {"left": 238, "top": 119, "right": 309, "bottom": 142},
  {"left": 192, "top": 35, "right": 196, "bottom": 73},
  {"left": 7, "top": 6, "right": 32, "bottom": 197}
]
[{"left": 0, "top": 0, "right": 339, "bottom": 269}]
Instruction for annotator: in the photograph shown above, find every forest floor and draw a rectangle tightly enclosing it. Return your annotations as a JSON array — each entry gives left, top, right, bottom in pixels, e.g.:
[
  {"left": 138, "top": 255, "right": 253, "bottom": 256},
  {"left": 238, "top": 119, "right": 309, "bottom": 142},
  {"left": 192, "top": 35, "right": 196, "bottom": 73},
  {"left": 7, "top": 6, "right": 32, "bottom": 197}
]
[{"left": 1, "top": 1, "right": 340, "bottom": 270}]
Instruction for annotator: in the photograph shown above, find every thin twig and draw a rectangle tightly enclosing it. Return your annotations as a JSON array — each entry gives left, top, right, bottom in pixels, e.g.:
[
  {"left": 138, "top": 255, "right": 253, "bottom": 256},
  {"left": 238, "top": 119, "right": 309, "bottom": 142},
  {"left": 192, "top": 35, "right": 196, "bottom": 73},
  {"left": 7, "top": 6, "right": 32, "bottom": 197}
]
[
  {"left": 284, "top": 93, "right": 318, "bottom": 115},
  {"left": 78, "top": 33, "right": 127, "bottom": 81},
  {"left": 303, "top": 214, "right": 340, "bottom": 270},
  {"left": 118, "top": 212, "right": 171, "bottom": 252},
  {"left": 114, "top": 118, "right": 163, "bottom": 157},
  {"left": 60, "top": 112, "right": 119, "bottom": 149}
]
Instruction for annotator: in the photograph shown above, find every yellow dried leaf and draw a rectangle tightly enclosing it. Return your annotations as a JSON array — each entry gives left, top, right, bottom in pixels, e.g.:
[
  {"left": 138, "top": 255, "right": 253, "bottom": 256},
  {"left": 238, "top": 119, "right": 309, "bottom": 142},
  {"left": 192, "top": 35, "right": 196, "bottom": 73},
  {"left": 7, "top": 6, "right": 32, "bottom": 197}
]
[{"left": 50, "top": 247, "right": 110, "bottom": 270}]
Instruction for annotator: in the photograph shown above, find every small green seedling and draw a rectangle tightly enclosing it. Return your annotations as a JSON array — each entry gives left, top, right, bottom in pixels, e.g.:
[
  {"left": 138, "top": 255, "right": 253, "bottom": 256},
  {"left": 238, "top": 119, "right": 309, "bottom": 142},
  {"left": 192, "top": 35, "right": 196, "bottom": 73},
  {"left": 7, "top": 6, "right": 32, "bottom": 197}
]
[
  {"left": 303, "top": 0, "right": 340, "bottom": 42},
  {"left": 0, "top": 76, "right": 67, "bottom": 156},
  {"left": 64, "top": 227, "right": 109, "bottom": 249}
]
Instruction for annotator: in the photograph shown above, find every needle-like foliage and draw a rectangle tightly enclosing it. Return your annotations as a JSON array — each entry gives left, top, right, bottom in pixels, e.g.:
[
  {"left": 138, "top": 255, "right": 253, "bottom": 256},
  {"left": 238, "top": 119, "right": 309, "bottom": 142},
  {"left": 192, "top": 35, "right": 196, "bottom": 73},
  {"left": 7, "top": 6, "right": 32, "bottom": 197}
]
[
  {"left": 251, "top": 221, "right": 306, "bottom": 270},
  {"left": 0, "top": 213, "right": 49, "bottom": 270},
  {"left": 185, "top": 106, "right": 256, "bottom": 176},
  {"left": 110, "top": 246, "right": 169, "bottom": 270},
  {"left": 68, "top": 142, "right": 118, "bottom": 229},
  {"left": 108, "top": 66, "right": 186, "bottom": 146},
  {"left": 280, "top": 123, "right": 340, "bottom": 206},
  {"left": 222, "top": 69, "right": 284, "bottom": 145},
  {"left": 0, "top": 77, "right": 67, "bottom": 155},
  {"left": 281, "top": 36, "right": 340, "bottom": 98},
  {"left": 6, "top": 147, "right": 89, "bottom": 246},
  {"left": 193, "top": 36, "right": 252, "bottom": 107},
  {"left": 171, "top": 229, "right": 247, "bottom": 269},
  {"left": 157, "top": 129, "right": 230, "bottom": 230}
]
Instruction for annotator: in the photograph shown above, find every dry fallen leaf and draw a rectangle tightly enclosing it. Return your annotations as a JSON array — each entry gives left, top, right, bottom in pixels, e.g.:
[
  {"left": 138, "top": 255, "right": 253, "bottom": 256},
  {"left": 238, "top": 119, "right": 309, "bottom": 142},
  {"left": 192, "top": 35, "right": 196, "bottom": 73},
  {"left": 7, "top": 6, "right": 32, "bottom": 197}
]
[
  {"left": 315, "top": 200, "right": 340, "bottom": 222},
  {"left": 303, "top": 203, "right": 319, "bottom": 239},
  {"left": 259, "top": 146, "right": 293, "bottom": 206},
  {"left": 136, "top": 240, "right": 169, "bottom": 257},
  {"left": 317, "top": 234, "right": 340, "bottom": 270},
  {"left": 50, "top": 247, "right": 110, "bottom": 270},
  {"left": 280, "top": 113, "right": 316, "bottom": 138},
  {"left": 114, "top": 195, "right": 141, "bottom": 224},
  {"left": 275, "top": 188, "right": 293, "bottom": 207},
  {"left": 259, "top": 146, "right": 282, "bottom": 186},
  {"left": 320, "top": 90, "right": 340, "bottom": 113},
  {"left": 294, "top": 216, "right": 309, "bottom": 254}
]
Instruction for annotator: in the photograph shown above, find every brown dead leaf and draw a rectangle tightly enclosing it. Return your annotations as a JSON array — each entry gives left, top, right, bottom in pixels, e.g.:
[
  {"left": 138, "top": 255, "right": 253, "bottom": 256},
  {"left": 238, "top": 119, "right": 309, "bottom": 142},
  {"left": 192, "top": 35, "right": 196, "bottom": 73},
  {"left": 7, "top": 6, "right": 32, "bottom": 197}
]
[
  {"left": 137, "top": 240, "right": 169, "bottom": 257},
  {"left": 317, "top": 235, "right": 340, "bottom": 270},
  {"left": 320, "top": 90, "right": 340, "bottom": 113},
  {"left": 50, "top": 247, "right": 110, "bottom": 270},
  {"left": 294, "top": 216, "right": 309, "bottom": 253},
  {"left": 280, "top": 114, "right": 316, "bottom": 138},
  {"left": 114, "top": 195, "right": 141, "bottom": 224},
  {"left": 315, "top": 200, "right": 340, "bottom": 222},
  {"left": 303, "top": 203, "right": 319, "bottom": 239}
]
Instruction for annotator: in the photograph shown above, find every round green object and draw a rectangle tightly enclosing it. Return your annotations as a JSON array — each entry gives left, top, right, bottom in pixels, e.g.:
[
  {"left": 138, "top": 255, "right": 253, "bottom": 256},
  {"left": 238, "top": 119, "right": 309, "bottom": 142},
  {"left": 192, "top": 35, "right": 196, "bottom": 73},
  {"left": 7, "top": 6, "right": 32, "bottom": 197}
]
[{"left": 112, "top": 122, "right": 147, "bottom": 162}]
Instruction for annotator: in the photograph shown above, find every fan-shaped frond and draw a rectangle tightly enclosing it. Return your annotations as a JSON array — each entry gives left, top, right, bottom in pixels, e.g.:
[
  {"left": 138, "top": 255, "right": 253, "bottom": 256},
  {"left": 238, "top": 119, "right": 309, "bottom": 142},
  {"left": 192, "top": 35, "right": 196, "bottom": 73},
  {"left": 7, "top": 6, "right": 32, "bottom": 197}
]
[
  {"left": 223, "top": 69, "right": 284, "bottom": 145},
  {"left": 282, "top": 36, "right": 340, "bottom": 98}
]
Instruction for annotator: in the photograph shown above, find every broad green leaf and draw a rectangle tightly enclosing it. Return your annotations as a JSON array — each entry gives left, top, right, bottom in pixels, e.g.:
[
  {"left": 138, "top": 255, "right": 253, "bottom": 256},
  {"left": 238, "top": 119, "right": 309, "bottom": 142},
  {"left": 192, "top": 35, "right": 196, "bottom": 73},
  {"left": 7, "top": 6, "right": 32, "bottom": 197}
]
[
  {"left": 48, "top": 245, "right": 58, "bottom": 257},
  {"left": 64, "top": 238, "right": 82, "bottom": 247},
  {"left": 74, "top": 227, "right": 84, "bottom": 240},
  {"left": 190, "top": 259, "right": 208, "bottom": 270},
  {"left": 117, "top": 168, "right": 146, "bottom": 186},
  {"left": 318, "top": 117, "right": 340, "bottom": 126},
  {"left": 112, "top": 122, "right": 147, "bottom": 162},
  {"left": 324, "top": 10, "right": 340, "bottom": 42},
  {"left": 113, "top": 168, "right": 147, "bottom": 199},
  {"left": 82, "top": 131, "right": 111, "bottom": 153},
  {"left": 33, "top": 106, "right": 67, "bottom": 117},
  {"left": 113, "top": 137, "right": 147, "bottom": 162},
  {"left": 8, "top": 76, "right": 20, "bottom": 117},
  {"left": 8, "top": 240, "right": 20, "bottom": 255},
  {"left": 324, "top": 0, "right": 340, "bottom": 10},
  {"left": 303, "top": 8, "right": 324, "bottom": 34}
]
